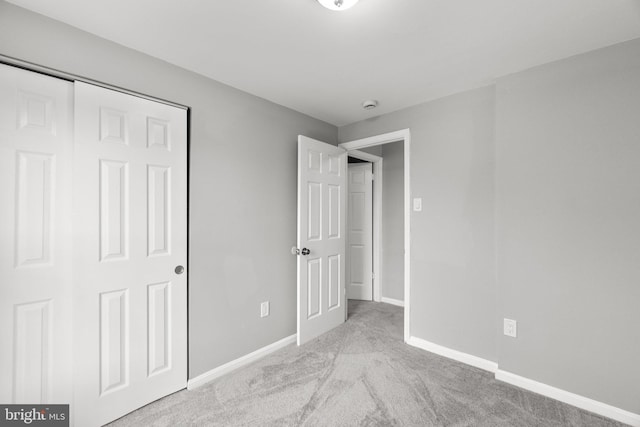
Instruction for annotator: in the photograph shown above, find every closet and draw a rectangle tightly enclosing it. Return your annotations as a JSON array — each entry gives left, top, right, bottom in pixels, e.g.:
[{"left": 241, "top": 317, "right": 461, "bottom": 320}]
[{"left": 0, "top": 63, "right": 187, "bottom": 426}]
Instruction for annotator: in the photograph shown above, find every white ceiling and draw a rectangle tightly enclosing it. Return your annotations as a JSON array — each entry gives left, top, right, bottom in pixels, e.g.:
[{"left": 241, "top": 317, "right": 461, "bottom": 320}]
[{"left": 8, "top": 0, "right": 640, "bottom": 126}]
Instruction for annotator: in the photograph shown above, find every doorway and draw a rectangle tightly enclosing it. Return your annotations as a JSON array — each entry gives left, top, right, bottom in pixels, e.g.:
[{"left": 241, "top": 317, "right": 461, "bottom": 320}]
[
  {"left": 346, "top": 144, "right": 405, "bottom": 306},
  {"left": 340, "top": 129, "right": 411, "bottom": 342}
]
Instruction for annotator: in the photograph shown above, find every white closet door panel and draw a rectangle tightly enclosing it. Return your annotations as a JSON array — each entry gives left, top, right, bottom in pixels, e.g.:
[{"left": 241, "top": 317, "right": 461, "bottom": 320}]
[
  {"left": 73, "top": 82, "right": 187, "bottom": 427},
  {"left": 0, "top": 64, "right": 73, "bottom": 406}
]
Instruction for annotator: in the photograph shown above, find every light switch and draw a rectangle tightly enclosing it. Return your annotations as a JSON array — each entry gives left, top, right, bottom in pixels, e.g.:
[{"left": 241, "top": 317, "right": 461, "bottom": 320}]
[{"left": 413, "top": 198, "right": 422, "bottom": 212}]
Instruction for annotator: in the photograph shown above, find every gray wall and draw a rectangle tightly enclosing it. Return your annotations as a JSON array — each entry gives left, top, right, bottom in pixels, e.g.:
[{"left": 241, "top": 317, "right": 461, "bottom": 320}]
[
  {"left": 358, "top": 145, "right": 382, "bottom": 156},
  {"left": 340, "top": 87, "right": 498, "bottom": 362},
  {"left": 495, "top": 38, "right": 640, "bottom": 413},
  {"left": 381, "top": 141, "right": 404, "bottom": 301},
  {"left": 0, "top": 1, "right": 337, "bottom": 379},
  {"left": 340, "top": 38, "right": 640, "bottom": 414}
]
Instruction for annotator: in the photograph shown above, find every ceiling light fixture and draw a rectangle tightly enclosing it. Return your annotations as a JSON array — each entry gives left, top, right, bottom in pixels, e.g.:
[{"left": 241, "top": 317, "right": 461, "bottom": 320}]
[{"left": 317, "top": 0, "right": 360, "bottom": 11}]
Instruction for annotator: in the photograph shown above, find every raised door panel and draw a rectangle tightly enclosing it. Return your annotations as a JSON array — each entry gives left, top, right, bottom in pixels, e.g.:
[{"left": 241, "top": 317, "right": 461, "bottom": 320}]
[
  {"left": 350, "top": 245, "right": 365, "bottom": 285},
  {"left": 14, "top": 152, "right": 54, "bottom": 268},
  {"left": 99, "top": 160, "right": 129, "bottom": 261},
  {"left": 17, "top": 91, "right": 56, "bottom": 134},
  {"left": 328, "top": 154, "right": 341, "bottom": 176},
  {"left": 307, "top": 259, "right": 321, "bottom": 319},
  {"left": 99, "top": 290, "right": 129, "bottom": 396},
  {"left": 147, "top": 166, "right": 171, "bottom": 257},
  {"left": 100, "top": 108, "right": 128, "bottom": 145},
  {"left": 307, "top": 149, "right": 322, "bottom": 173},
  {"left": 148, "top": 282, "right": 171, "bottom": 377},
  {"left": 349, "top": 192, "right": 365, "bottom": 232},
  {"left": 307, "top": 182, "right": 322, "bottom": 241},
  {"left": 13, "top": 300, "right": 52, "bottom": 403},
  {"left": 147, "top": 118, "right": 170, "bottom": 150},
  {"left": 328, "top": 255, "right": 340, "bottom": 310},
  {"left": 328, "top": 185, "right": 341, "bottom": 239}
]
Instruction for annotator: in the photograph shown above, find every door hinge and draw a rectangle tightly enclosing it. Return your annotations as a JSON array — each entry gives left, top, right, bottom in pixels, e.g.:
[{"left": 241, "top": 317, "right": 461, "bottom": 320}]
[{"left": 371, "top": 272, "right": 376, "bottom": 280}]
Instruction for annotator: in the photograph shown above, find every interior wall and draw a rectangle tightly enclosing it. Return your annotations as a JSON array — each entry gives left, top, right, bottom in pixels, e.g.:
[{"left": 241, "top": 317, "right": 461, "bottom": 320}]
[
  {"left": 495, "top": 37, "right": 640, "bottom": 414},
  {"left": 381, "top": 141, "right": 404, "bottom": 301},
  {"left": 357, "top": 145, "right": 382, "bottom": 156},
  {"left": 0, "top": 1, "right": 337, "bottom": 379},
  {"left": 339, "top": 86, "right": 498, "bottom": 362},
  {"left": 339, "top": 37, "right": 640, "bottom": 414}
]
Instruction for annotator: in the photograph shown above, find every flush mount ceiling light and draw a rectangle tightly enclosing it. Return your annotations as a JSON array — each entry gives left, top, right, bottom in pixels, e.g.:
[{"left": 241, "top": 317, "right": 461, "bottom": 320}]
[{"left": 317, "top": 0, "right": 360, "bottom": 11}]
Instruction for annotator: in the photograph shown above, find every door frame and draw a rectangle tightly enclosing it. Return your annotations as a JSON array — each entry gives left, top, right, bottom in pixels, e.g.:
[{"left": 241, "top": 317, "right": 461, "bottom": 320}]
[
  {"left": 347, "top": 150, "right": 382, "bottom": 303},
  {"left": 339, "top": 129, "right": 411, "bottom": 343}
]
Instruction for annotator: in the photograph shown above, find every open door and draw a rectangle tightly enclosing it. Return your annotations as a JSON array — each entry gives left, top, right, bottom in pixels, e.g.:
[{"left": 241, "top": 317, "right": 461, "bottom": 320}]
[{"left": 296, "top": 135, "right": 347, "bottom": 346}]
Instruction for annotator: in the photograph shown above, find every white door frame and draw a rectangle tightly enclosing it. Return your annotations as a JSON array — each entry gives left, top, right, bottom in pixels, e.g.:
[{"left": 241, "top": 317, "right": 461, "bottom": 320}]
[
  {"left": 339, "top": 129, "right": 411, "bottom": 343},
  {"left": 347, "top": 150, "right": 383, "bottom": 303}
]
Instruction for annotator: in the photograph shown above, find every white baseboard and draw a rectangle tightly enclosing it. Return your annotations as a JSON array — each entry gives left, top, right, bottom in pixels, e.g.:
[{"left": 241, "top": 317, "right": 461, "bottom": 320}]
[
  {"left": 381, "top": 297, "right": 405, "bottom": 307},
  {"left": 407, "top": 336, "right": 498, "bottom": 373},
  {"left": 496, "top": 370, "right": 640, "bottom": 427},
  {"left": 407, "top": 335, "right": 639, "bottom": 426},
  {"left": 187, "top": 334, "right": 297, "bottom": 390}
]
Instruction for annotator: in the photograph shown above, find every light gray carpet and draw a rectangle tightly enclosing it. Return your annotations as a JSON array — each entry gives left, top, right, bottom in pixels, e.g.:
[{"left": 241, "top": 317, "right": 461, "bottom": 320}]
[{"left": 110, "top": 301, "right": 626, "bottom": 426}]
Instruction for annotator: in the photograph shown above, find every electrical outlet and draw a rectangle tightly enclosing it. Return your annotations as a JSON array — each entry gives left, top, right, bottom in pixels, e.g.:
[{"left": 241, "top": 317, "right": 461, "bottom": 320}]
[
  {"left": 260, "top": 301, "right": 270, "bottom": 318},
  {"left": 503, "top": 318, "right": 517, "bottom": 338}
]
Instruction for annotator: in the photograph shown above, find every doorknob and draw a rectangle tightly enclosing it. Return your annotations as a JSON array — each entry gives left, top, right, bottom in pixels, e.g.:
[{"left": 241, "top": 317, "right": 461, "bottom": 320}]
[
  {"left": 291, "top": 247, "right": 311, "bottom": 256},
  {"left": 175, "top": 265, "right": 185, "bottom": 274}
]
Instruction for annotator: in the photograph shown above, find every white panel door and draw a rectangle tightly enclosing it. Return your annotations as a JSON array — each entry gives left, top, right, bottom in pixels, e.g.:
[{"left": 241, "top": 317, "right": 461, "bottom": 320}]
[
  {"left": 346, "top": 163, "right": 373, "bottom": 301},
  {"left": 0, "top": 64, "right": 73, "bottom": 405},
  {"left": 73, "top": 82, "right": 187, "bottom": 426},
  {"left": 297, "top": 135, "right": 346, "bottom": 346}
]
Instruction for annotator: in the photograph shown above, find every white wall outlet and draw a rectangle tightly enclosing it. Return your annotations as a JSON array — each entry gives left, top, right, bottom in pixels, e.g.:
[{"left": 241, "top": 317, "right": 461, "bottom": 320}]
[
  {"left": 504, "top": 318, "right": 517, "bottom": 338},
  {"left": 413, "top": 197, "right": 422, "bottom": 212},
  {"left": 260, "top": 301, "right": 270, "bottom": 318}
]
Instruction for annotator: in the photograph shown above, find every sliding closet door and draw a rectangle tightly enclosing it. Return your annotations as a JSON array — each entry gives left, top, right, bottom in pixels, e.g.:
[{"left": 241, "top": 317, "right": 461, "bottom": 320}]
[
  {"left": 0, "top": 64, "right": 74, "bottom": 405},
  {"left": 73, "top": 82, "right": 187, "bottom": 426}
]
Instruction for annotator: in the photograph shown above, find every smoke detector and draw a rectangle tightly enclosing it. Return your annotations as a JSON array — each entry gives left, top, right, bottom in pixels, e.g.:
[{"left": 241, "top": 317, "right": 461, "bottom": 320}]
[{"left": 362, "top": 100, "right": 378, "bottom": 110}]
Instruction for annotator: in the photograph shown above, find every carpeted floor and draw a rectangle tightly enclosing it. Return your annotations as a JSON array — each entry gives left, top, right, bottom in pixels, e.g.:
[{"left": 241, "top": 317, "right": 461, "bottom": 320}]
[{"left": 110, "top": 301, "right": 625, "bottom": 426}]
